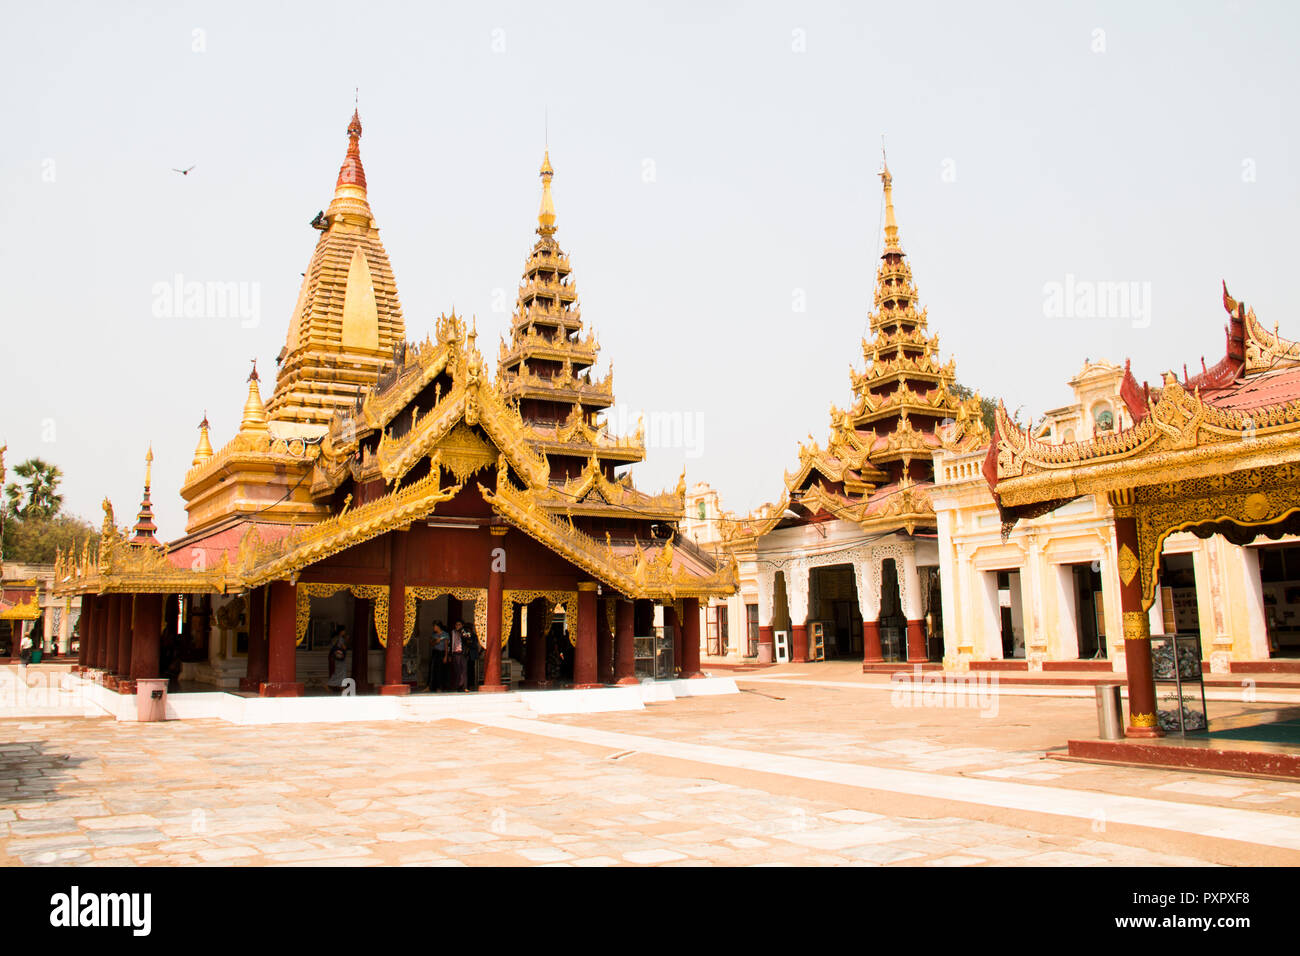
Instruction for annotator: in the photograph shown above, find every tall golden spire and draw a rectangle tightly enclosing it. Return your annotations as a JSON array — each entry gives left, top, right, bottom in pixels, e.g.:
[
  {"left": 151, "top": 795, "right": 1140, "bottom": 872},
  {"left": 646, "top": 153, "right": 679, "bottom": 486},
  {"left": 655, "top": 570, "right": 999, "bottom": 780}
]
[
  {"left": 538, "top": 150, "right": 557, "bottom": 236},
  {"left": 192, "top": 412, "right": 213, "bottom": 467},
  {"left": 241, "top": 361, "right": 269, "bottom": 435},
  {"left": 880, "top": 153, "right": 901, "bottom": 254}
]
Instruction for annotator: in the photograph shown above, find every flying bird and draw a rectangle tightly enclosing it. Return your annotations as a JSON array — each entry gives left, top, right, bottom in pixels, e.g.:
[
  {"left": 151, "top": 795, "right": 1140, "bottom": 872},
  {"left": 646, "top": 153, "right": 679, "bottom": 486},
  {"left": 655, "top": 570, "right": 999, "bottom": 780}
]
[{"left": 172, "top": 165, "right": 195, "bottom": 176}]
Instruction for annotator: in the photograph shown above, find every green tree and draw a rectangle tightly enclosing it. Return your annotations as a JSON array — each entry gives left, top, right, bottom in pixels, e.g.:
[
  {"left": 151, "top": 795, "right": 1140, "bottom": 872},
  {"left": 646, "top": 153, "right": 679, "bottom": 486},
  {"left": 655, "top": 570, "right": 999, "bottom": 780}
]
[
  {"left": 4, "top": 458, "right": 64, "bottom": 518},
  {"left": 2, "top": 512, "right": 98, "bottom": 564}
]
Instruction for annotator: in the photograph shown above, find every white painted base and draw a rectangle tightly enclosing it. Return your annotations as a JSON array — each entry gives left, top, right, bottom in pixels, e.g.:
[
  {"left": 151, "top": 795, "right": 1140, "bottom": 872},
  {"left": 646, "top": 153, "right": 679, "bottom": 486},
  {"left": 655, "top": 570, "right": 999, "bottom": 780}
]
[{"left": 9, "top": 673, "right": 740, "bottom": 726}]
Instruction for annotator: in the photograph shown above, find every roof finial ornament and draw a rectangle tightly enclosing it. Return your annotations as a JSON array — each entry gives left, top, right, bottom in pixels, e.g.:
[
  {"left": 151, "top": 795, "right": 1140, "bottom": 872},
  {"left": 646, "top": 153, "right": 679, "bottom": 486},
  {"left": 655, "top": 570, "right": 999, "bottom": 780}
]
[
  {"left": 248, "top": 358, "right": 259, "bottom": 383},
  {"left": 538, "top": 145, "right": 557, "bottom": 236},
  {"left": 879, "top": 139, "right": 900, "bottom": 254}
]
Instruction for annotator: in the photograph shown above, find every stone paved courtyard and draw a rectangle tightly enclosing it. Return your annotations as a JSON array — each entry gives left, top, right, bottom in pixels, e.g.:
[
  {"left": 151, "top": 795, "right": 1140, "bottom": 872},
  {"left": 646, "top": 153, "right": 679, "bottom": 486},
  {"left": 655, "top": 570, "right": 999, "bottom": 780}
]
[{"left": 3, "top": 668, "right": 1299, "bottom": 867}]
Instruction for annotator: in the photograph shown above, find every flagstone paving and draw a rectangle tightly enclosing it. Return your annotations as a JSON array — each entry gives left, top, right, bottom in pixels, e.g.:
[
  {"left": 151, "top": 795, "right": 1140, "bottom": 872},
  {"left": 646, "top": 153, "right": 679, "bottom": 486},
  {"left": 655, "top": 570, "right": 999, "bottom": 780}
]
[{"left": 1, "top": 675, "right": 1297, "bottom": 866}]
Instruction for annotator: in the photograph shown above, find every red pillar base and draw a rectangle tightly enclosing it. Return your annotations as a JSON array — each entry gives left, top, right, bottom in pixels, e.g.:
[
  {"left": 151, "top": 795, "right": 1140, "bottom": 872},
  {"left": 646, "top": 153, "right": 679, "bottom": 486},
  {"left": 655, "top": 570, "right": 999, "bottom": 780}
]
[
  {"left": 379, "top": 683, "right": 412, "bottom": 696},
  {"left": 1125, "top": 725, "right": 1164, "bottom": 739},
  {"left": 259, "top": 681, "right": 305, "bottom": 698},
  {"left": 477, "top": 683, "right": 508, "bottom": 694},
  {"left": 614, "top": 675, "right": 640, "bottom": 686},
  {"left": 905, "top": 620, "right": 927, "bottom": 662},
  {"left": 237, "top": 677, "right": 261, "bottom": 693},
  {"left": 862, "top": 621, "right": 884, "bottom": 664},
  {"left": 116, "top": 679, "right": 137, "bottom": 696},
  {"left": 571, "top": 682, "right": 604, "bottom": 690}
]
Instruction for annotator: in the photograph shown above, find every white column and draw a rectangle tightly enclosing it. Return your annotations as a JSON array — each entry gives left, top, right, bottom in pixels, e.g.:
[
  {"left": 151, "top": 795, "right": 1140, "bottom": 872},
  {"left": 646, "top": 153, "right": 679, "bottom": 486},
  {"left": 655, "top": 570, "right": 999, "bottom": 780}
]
[
  {"left": 1237, "top": 545, "right": 1269, "bottom": 662},
  {"left": 757, "top": 568, "right": 776, "bottom": 628},
  {"left": 854, "top": 555, "right": 880, "bottom": 623},
  {"left": 786, "top": 562, "right": 810, "bottom": 627},
  {"left": 899, "top": 548, "right": 922, "bottom": 621}
]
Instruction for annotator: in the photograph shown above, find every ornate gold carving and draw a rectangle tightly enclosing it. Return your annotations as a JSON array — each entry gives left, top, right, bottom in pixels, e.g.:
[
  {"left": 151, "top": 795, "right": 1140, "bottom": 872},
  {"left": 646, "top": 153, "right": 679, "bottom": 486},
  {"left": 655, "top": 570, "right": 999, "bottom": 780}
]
[
  {"left": 1129, "top": 711, "right": 1158, "bottom": 728},
  {"left": 434, "top": 424, "right": 499, "bottom": 483},
  {"left": 1117, "top": 544, "right": 1139, "bottom": 587},
  {"left": 241, "top": 469, "right": 460, "bottom": 587},
  {"left": 1121, "top": 611, "right": 1149, "bottom": 641}
]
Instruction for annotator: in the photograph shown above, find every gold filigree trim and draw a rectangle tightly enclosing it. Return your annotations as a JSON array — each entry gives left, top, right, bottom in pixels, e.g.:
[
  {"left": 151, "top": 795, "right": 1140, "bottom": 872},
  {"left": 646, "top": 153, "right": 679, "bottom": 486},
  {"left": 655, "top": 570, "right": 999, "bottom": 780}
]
[
  {"left": 404, "top": 586, "right": 488, "bottom": 648},
  {"left": 295, "top": 584, "right": 389, "bottom": 647}
]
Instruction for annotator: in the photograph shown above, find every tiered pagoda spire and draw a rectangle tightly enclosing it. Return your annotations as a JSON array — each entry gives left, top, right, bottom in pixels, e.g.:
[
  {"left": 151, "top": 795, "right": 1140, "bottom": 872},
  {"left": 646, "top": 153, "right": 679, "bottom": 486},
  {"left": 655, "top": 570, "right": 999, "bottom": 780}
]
[
  {"left": 129, "top": 447, "right": 160, "bottom": 546},
  {"left": 497, "top": 152, "right": 643, "bottom": 484},
  {"left": 266, "top": 108, "right": 406, "bottom": 434},
  {"left": 840, "top": 159, "right": 971, "bottom": 485},
  {"left": 727, "top": 160, "right": 987, "bottom": 544}
]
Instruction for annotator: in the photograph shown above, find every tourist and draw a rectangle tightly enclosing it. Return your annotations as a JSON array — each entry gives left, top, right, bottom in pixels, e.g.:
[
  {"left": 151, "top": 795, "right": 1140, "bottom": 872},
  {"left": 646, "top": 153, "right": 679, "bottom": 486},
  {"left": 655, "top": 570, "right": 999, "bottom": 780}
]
[
  {"left": 327, "top": 626, "right": 350, "bottom": 694},
  {"left": 428, "top": 622, "right": 448, "bottom": 692},
  {"left": 449, "top": 621, "right": 468, "bottom": 691},
  {"left": 464, "top": 621, "right": 479, "bottom": 691}
]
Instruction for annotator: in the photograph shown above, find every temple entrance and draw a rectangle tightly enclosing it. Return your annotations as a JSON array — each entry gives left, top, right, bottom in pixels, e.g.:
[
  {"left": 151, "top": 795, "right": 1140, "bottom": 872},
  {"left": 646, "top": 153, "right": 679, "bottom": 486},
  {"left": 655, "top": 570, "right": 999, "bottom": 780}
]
[
  {"left": 1157, "top": 553, "right": 1202, "bottom": 637},
  {"left": 1253, "top": 543, "right": 1300, "bottom": 658},
  {"left": 981, "top": 569, "right": 1024, "bottom": 659},
  {"left": 297, "top": 590, "right": 381, "bottom": 693},
  {"left": 879, "top": 559, "right": 906, "bottom": 662},
  {"left": 809, "top": 564, "right": 863, "bottom": 658},
  {"left": 1058, "top": 562, "right": 1105, "bottom": 659},
  {"left": 407, "top": 593, "right": 484, "bottom": 693}
]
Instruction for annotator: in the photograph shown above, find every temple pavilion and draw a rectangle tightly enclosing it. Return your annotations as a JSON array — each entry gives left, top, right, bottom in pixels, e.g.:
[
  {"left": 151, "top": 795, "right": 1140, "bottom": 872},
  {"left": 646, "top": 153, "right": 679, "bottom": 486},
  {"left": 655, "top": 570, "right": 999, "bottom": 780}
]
[
  {"left": 989, "top": 283, "right": 1300, "bottom": 735},
  {"left": 53, "top": 110, "right": 735, "bottom": 697},
  {"left": 718, "top": 161, "right": 988, "bottom": 667}
]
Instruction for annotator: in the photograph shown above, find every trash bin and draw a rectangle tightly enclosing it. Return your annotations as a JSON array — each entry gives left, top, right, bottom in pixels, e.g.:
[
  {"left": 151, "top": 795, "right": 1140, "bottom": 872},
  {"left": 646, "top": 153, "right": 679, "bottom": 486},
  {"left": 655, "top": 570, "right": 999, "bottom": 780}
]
[
  {"left": 1095, "top": 683, "right": 1123, "bottom": 739},
  {"left": 136, "top": 678, "right": 169, "bottom": 722},
  {"left": 30, "top": 646, "right": 43, "bottom": 664}
]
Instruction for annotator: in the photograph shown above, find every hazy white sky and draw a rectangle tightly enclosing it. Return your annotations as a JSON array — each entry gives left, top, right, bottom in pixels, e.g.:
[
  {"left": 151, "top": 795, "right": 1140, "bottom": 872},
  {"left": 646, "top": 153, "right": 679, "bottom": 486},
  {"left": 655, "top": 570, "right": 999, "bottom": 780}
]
[{"left": 2, "top": 0, "right": 1297, "bottom": 539}]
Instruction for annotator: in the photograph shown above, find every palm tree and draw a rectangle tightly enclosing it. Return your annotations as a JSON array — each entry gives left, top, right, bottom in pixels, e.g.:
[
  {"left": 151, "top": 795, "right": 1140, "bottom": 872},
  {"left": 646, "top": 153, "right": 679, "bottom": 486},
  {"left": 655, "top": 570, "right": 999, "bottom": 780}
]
[{"left": 4, "top": 458, "right": 64, "bottom": 518}]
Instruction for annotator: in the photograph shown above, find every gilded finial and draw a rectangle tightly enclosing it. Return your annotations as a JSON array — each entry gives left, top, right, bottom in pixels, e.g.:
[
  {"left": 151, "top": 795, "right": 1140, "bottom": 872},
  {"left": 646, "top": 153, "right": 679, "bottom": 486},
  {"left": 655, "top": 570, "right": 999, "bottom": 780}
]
[
  {"left": 880, "top": 144, "right": 901, "bottom": 253},
  {"left": 538, "top": 150, "right": 557, "bottom": 235},
  {"left": 240, "top": 365, "right": 269, "bottom": 435},
  {"left": 192, "top": 411, "right": 214, "bottom": 467}
]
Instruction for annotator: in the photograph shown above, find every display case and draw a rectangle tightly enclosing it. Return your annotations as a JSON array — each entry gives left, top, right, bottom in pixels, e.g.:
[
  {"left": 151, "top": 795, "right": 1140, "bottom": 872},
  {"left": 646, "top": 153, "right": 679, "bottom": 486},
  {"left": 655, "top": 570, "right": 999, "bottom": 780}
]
[
  {"left": 1150, "top": 632, "right": 1207, "bottom": 734},
  {"left": 879, "top": 625, "right": 903, "bottom": 663},
  {"left": 808, "top": 621, "right": 829, "bottom": 662},
  {"left": 634, "top": 625, "right": 676, "bottom": 680}
]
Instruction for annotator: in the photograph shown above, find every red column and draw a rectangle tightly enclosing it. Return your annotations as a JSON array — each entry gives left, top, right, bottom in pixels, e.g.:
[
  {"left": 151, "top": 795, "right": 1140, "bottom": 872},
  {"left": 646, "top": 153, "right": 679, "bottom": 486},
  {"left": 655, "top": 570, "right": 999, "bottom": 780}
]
[
  {"left": 573, "top": 583, "right": 599, "bottom": 688},
  {"left": 480, "top": 528, "right": 507, "bottom": 692},
  {"left": 758, "top": 625, "right": 774, "bottom": 663},
  {"left": 96, "top": 595, "right": 113, "bottom": 672},
  {"left": 664, "top": 603, "right": 681, "bottom": 676},
  {"left": 862, "top": 620, "right": 884, "bottom": 666},
  {"left": 596, "top": 598, "right": 613, "bottom": 684},
  {"left": 75, "top": 596, "right": 93, "bottom": 671},
  {"left": 241, "top": 587, "right": 268, "bottom": 693},
  {"left": 792, "top": 624, "right": 809, "bottom": 664},
  {"left": 905, "top": 620, "right": 927, "bottom": 662},
  {"left": 110, "top": 595, "right": 134, "bottom": 688},
  {"left": 128, "top": 593, "right": 163, "bottom": 691},
  {"left": 100, "top": 595, "right": 118, "bottom": 673},
  {"left": 524, "top": 599, "right": 549, "bottom": 688},
  {"left": 261, "top": 580, "right": 303, "bottom": 697},
  {"left": 351, "top": 596, "right": 371, "bottom": 693},
  {"left": 382, "top": 532, "right": 410, "bottom": 695},
  {"left": 681, "top": 596, "right": 703, "bottom": 678},
  {"left": 614, "top": 598, "right": 637, "bottom": 685},
  {"left": 1114, "top": 513, "right": 1161, "bottom": 738}
]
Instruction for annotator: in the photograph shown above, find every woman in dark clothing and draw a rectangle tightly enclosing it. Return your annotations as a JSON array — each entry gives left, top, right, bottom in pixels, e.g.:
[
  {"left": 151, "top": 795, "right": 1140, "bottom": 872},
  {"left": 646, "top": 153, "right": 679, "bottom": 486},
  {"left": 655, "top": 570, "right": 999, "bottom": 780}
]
[
  {"left": 428, "top": 622, "right": 448, "bottom": 692},
  {"left": 464, "top": 621, "right": 480, "bottom": 691}
]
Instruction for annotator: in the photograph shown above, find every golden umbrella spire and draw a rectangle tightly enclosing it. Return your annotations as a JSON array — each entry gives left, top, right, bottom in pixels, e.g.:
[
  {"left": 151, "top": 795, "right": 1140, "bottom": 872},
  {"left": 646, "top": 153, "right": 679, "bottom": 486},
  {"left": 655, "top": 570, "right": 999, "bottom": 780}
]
[
  {"left": 880, "top": 149, "right": 901, "bottom": 254},
  {"left": 192, "top": 413, "right": 213, "bottom": 467},
  {"left": 538, "top": 150, "right": 557, "bottom": 236},
  {"left": 240, "top": 361, "right": 269, "bottom": 435}
]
